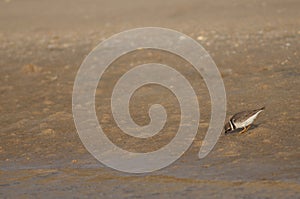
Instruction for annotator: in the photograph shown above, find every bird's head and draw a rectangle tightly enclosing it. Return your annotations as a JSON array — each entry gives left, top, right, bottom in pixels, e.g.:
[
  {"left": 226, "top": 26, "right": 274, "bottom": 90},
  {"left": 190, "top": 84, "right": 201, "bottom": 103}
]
[{"left": 224, "top": 122, "right": 232, "bottom": 134}]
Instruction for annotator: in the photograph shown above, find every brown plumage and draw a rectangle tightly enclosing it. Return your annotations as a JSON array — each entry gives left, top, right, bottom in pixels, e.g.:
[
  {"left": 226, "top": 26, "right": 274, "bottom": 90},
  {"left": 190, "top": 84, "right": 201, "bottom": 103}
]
[{"left": 224, "top": 107, "right": 265, "bottom": 134}]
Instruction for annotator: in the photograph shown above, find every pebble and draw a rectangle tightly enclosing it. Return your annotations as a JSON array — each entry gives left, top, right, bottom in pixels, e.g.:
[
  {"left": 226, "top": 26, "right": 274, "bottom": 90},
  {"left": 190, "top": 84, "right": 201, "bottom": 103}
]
[
  {"left": 263, "top": 139, "right": 271, "bottom": 144},
  {"left": 64, "top": 65, "right": 71, "bottom": 70},
  {"left": 22, "top": 64, "right": 42, "bottom": 74},
  {"left": 199, "top": 122, "right": 209, "bottom": 128},
  {"left": 72, "top": 159, "right": 78, "bottom": 164},
  {"left": 221, "top": 68, "right": 233, "bottom": 77},
  {"left": 47, "top": 43, "right": 70, "bottom": 50},
  {"left": 40, "top": 129, "right": 55, "bottom": 136},
  {"left": 196, "top": 36, "right": 206, "bottom": 41},
  {"left": 47, "top": 75, "right": 58, "bottom": 81},
  {"left": 260, "top": 84, "right": 269, "bottom": 90},
  {"left": 43, "top": 100, "right": 54, "bottom": 105},
  {"left": 262, "top": 65, "right": 274, "bottom": 71},
  {"left": 280, "top": 59, "right": 288, "bottom": 65}
]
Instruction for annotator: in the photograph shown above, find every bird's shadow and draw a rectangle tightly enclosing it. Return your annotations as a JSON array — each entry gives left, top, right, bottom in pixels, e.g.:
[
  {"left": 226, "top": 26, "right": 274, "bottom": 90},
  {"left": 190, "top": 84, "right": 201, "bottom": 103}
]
[{"left": 225, "top": 123, "right": 261, "bottom": 135}]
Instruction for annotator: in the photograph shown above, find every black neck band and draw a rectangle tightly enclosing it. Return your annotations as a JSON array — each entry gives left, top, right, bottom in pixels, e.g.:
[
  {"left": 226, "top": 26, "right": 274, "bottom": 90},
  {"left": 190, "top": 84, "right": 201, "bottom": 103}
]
[{"left": 230, "top": 119, "right": 236, "bottom": 130}]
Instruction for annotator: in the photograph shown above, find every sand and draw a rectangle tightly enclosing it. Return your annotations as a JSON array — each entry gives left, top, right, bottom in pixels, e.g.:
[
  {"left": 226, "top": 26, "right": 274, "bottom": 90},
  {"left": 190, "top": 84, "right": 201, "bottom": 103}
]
[{"left": 0, "top": 0, "right": 299, "bottom": 198}]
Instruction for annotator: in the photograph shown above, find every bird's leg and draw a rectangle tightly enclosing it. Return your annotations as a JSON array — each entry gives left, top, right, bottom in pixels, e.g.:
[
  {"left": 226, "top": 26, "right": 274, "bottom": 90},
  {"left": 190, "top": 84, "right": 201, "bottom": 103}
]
[
  {"left": 245, "top": 125, "right": 251, "bottom": 132},
  {"left": 239, "top": 127, "right": 246, "bottom": 134},
  {"left": 239, "top": 125, "right": 251, "bottom": 134}
]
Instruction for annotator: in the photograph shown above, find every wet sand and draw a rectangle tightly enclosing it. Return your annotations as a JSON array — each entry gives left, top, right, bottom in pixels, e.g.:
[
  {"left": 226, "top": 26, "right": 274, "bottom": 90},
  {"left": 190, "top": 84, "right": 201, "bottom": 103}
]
[{"left": 1, "top": 0, "right": 300, "bottom": 198}]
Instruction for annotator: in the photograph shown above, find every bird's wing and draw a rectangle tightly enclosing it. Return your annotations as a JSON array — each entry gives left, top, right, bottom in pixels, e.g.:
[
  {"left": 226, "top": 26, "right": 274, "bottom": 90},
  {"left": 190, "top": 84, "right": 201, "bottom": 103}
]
[{"left": 231, "top": 109, "right": 261, "bottom": 123}]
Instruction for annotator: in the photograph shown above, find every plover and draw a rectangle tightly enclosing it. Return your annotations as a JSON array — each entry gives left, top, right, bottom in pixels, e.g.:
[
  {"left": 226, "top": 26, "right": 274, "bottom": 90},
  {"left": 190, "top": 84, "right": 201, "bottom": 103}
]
[{"left": 224, "top": 107, "right": 265, "bottom": 134}]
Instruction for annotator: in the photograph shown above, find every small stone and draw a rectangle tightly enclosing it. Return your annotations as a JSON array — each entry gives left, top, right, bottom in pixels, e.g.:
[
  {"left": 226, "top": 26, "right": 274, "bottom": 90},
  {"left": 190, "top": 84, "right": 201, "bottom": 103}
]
[
  {"left": 260, "top": 84, "right": 269, "bottom": 90},
  {"left": 282, "top": 112, "right": 288, "bottom": 115},
  {"left": 197, "top": 36, "right": 206, "bottom": 41},
  {"left": 40, "top": 129, "right": 55, "bottom": 136},
  {"left": 221, "top": 68, "right": 233, "bottom": 77},
  {"left": 48, "top": 111, "right": 72, "bottom": 120},
  {"left": 47, "top": 75, "right": 58, "bottom": 81},
  {"left": 262, "top": 65, "right": 273, "bottom": 71},
  {"left": 47, "top": 43, "right": 70, "bottom": 50},
  {"left": 199, "top": 122, "right": 209, "bottom": 128},
  {"left": 43, "top": 100, "right": 54, "bottom": 105},
  {"left": 22, "top": 64, "right": 42, "bottom": 74},
  {"left": 72, "top": 159, "right": 78, "bottom": 164},
  {"left": 32, "top": 111, "right": 41, "bottom": 115},
  {"left": 62, "top": 43, "right": 70, "bottom": 48},
  {"left": 263, "top": 139, "right": 271, "bottom": 144},
  {"left": 280, "top": 60, "right": 288, "bottom": 65}
]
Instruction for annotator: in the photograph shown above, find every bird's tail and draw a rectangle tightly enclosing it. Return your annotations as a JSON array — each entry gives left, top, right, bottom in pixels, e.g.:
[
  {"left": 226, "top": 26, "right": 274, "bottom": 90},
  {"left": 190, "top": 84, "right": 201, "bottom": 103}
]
[{"left": 260, "top": 106, "right": 265, "bottom": 111}]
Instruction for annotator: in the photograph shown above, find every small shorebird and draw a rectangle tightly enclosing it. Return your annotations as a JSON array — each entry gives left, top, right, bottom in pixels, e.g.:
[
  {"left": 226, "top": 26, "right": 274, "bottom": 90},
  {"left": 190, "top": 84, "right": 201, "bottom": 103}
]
[{"left": 224, "top": 107, "right": 265, "bottom": 134}]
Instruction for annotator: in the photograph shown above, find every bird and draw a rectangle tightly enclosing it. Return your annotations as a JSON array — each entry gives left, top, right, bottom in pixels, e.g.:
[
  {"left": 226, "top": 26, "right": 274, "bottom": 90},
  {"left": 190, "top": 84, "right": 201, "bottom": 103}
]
[{"left": 224, "top": 107, "right": 265, "bottom": 134}]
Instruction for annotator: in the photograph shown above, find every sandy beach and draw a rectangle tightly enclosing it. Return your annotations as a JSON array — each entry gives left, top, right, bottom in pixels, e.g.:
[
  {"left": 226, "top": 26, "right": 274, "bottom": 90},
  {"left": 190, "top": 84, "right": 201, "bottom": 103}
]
[{"left": 0, "top": 0, "right": 299, "bottom": 198}]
